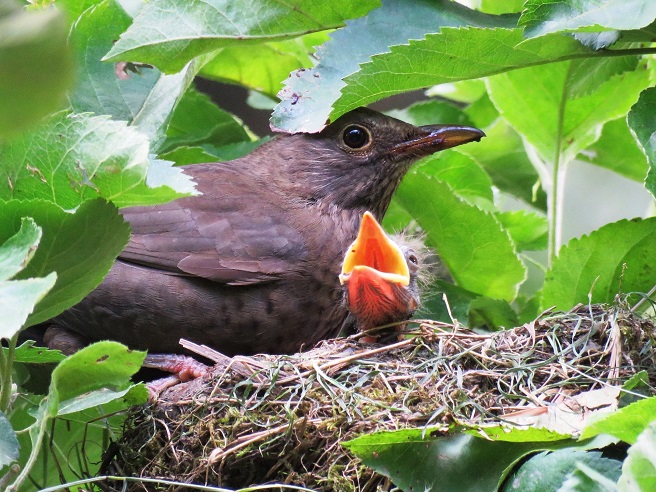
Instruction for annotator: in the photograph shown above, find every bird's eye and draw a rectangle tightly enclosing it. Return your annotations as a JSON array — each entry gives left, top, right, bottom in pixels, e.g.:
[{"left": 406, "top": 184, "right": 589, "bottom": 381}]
[
  {"left": 408, "top": 254, "right": 418, "bottom": 265},
  {"left": 342, "top": 125, "right": 371, "bottom": 149}
]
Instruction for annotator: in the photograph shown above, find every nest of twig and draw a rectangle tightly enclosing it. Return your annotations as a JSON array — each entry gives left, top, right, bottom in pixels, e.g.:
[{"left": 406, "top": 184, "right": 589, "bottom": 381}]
[{"left": 102, "top": 303, "right": 656, "bottom": 491}]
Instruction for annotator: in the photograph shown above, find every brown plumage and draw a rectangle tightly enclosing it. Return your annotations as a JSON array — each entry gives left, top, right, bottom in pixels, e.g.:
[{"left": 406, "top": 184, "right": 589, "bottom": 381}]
[{"left": 47, "top": 108, "right": 483, "bottom": 356}]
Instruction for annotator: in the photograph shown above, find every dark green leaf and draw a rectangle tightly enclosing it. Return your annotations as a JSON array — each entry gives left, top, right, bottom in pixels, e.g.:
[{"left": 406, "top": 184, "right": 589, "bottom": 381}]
[
  {"left": 104, "top": 0, "right": 379, "bottom": 73},
  {"left": 0, "top": 199, "right": 130, "bottom": 326},
  {"left": 468, "top": 296, "right": 518, "bottom": 330},
  {"left": 520, "top": 0, "right": 656, "bottom": 38},
  {"left": 395, "top": 175, "right": 525, "bottom": 301},
  {"left": 503, "top": 449, "right": 621, "bottom": 491},
  {"left": 0, "top": 411, "right": 19, "bottom": 467},
  {"left": 560, "top": 461, "right": 622, "bottom": 491},
  {"left": 0, "top": 0, "right": 74, "bottom": 138},
  {"left": 540, "top": 218, "right": 656, "bottom": 311},
  {"left": 627, "top": 87, "right": 656, "bottom": 199}
]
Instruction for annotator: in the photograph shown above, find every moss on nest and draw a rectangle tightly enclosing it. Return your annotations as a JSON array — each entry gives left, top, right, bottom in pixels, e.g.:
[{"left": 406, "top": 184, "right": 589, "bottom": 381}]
[{"left": 101, "top": 303, "right": 656, "bottom": 491}]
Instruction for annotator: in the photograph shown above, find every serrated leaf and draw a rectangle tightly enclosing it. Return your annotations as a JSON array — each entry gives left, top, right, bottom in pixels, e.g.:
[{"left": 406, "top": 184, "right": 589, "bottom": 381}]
[
  {"left": 395, "top": 174, "right": 525, "bottom": 301},
  {"left": 581, "top": 396, "right": 656, "bottom": 445},
  {"left": 520, "top": 0, "right": 656, "bottom": 39},
  {"left": 272, "top": 0, "right": 598, "bottom": 133},
  {"left": 0, "top": 0, "right": 74, "bottom": 138},
  {"left": 0, "top": 111, "right": 196, "bottom": 208},
  {"left": 49, "top": 340, "right": 146, "bottom": 413},
  {"left": 0, "top": 411, "right": 19, "bottom": 467},
  {"left": 103, "top": 0, "right": 378, "bottom": 73},
  {"left": 200, "top": 32, "right": 329, "bottom": 97},
  {"left": 568, "top": 56, "right": 640, "bottom": 98},
  {"left": 9, "top": 340, "right": 66, "bottom": 364},
  {"left": 0, "top": 199, "right": 130, "bottom": 325},
  {"left": 503, "top": 449, "right": 622, "bottom": 492},
  {"left": 540, "top": 218, "right": 656, "bottom": 311},
  {"left": 627, "top": 87, "right": 656, "bottom": 199},
  {"left": 580, "top": 117, "right": 648, "bottom": 182},
  {"left": 0, "top": 217, "right": 41, "bottom": 281},
  {"left": 487, "top": 60, "right": 651, "bottom": 165}
]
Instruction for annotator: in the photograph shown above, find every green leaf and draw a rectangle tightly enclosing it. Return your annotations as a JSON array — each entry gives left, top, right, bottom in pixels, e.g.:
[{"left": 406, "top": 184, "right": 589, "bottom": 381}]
[
  {"left": 0, "top": 274, "right": 56, "bottom": 339},
  {"left": 580, "top": 117, "right": 648, "bottom": 182},
  {"left": 520, "top": 0, "right": 656, "bottom": 38},
  {"left": 49, "top": 341, "right": 146, "bottom": 413},
  {"left": 200, "top": 32, "right": 329, "bottom": 97},
  {"left": 627, "top": 87, "right": 656, "bottom": 199},
  {"left": 345, "top": 427, "right": 582, "bottom": 492},
  {"left": 561, "top": 461, "right": 621, "bottom": 491},
  {"left": 503, "top": 449, "right": 622, "bottom": 491},
  {"left": 0, "top": 217, "right": 41, "bottom": 281},
  {"left": 468, "top": 296, "right": 518, "bottom": 330},
  {"left": 0, "top": 0, "right": 74, "bottom": 139},
  {"left": 387, "top": 99, "right": 474, "bottom": 128},
  {"left": 272, "top": 0, "right": 599, "bottom": 133},
  {"left": 0, "top": 111, "right": 196, "bottom": 209},
  {"left": 540, "top": 218, "right": 656, "bottom": 311},
  {"left": 160, "top": 88, "right": 250, "bottom": 153},
  {"left": 497, "top": 210, "right": 548, "bottom": 252},
  {"left": 0, "top": 199, "right": 130, "bottom": 326},
  {"left": 395, "top": 174, "right": 526, "bottom": 301},
  {"left": 567, "top": 56, "right": 640, "bottom": 99},
  {"left": 459, "top": 118, "right": 547, "bottom": 209},
  {"left": 10, "top": 340, "right": 66, "bottom": 364},
  {"left": 103, "top": 0, "right": 379, "bottom": 73},
  {"left": 618, "top": 420, "right": 656, "bottom": 491},
  {"left": 486, "top": 59, "right": 651, "bottom": 166},
  {"left": 581, "top": 396, "right": 656, "bottom": 445},
  {"left": 415, "top": 152, "right": 494, "bottom": 205},
  {"left": 0, "top": 410, "right": 19, "bottom": 467},
  {"left": 57, "top": 384, "right": 147, "bottom": 415}
]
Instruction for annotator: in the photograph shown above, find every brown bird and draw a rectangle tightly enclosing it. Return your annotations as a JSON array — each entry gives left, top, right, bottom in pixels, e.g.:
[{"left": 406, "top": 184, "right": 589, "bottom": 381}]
[
  {"left": 45, "top": 108, "right": 483, "bottom": 357},
  {"left": 340, "top": 212, "right": 422, "bottom": 339}
]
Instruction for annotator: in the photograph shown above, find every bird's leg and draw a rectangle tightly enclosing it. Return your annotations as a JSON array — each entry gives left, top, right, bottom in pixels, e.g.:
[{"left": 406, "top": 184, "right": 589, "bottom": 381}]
[{"left": 142, "top": 353, "right": 209, "bottom": 401}]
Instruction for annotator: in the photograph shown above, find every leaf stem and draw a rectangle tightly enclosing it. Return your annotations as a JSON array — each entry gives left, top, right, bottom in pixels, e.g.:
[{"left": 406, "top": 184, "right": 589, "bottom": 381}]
[{"left": 0, "top": 334, "right": 18, "bottom": 413}]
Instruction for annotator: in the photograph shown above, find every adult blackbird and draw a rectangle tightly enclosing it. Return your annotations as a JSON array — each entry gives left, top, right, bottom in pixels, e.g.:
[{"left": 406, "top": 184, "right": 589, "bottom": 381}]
[
  {"left": 340, "top": 212, "right": 421, "bottom": 338},
  {"left": 47, "top": 108, "right": 483, "bottom": 356}
]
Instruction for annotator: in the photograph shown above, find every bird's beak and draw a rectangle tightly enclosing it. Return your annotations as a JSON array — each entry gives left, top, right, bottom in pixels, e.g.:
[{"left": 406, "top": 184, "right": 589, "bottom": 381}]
[
  {"left": 339, "top": 211, "right": 409, "bottom": 287},
  {"left": 391, "top": 125, "right": 485, "bottom": 156}
]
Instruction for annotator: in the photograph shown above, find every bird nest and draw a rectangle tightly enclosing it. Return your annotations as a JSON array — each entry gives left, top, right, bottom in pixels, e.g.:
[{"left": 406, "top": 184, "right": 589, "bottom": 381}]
[{"left": 102, "top": 303, "right": 656, "bottom": 491}]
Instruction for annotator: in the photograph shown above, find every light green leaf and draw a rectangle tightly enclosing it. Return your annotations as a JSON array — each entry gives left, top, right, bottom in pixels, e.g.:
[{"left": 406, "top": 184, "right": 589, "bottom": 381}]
[
  {"left": 0, "top": 111, "right": 196, "bottom": 209},
  {"left": 0, "top": 0, "right": 74, "bottom": 138},
  {"left": 580, "top": 117, "right": 648, "bottom": 182},
  {"left": 581, "top": 396, "right": 656, "bottom": 445},
  {"left": 486, "top": 59, "right": 651, "bottom": 166},
  {"left": 200, "top": 32, "right": 329, "bottom": 97},
  {"left": 103, "top": 0, "right": 379, "bottom": 73},
  {"left": 0, "top": 411, "right": 19, "bottom": 468},
  {"left": 540, "top": 218, "right": 656, "bottom": 311},
  {"left": 387, "top": 99, "right": 474, "bottom": 128},
  {"left": 520, "top": 0, "right": 656, "bottom": 38},
  {"left": 497, "top": 210, "right": 548, "bottom": 252},
  {"left": 49, "top": 340, "right": 146, "bottom": 413},
  {"left": 618, "top": 420, "right": 656, "bottom": 491},
  {"left": 395, "top": 174, "right": 525, "bottom": 301},
  {"left": 10, "top": 340, "right": 66, "bottom": 364},
  {"left": 627, "top": 87, "right": 656, "bottom": 199},
  {"left": 57, "top": 385, "right": 147, "bottom": 415},
  {"left": 0, "top": 199, "right": 130, "bottom": 326},
  {"left": 0, "top": 274, "right": 56, "bottom": 339},
  {"left": 0, "top": 217, "right": 41, "bottom": 281}
]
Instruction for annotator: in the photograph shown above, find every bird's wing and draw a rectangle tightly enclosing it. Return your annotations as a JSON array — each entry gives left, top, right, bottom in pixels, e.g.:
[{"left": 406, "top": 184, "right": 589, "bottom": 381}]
[{"left": 119, "top": 165, "right": 308, "bottom": 285}]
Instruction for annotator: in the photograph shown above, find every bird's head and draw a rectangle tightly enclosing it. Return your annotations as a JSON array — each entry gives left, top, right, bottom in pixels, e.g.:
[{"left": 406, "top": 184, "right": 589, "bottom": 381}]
[{"left": 277, "top": 107, "right": 484, "bottom": 218}]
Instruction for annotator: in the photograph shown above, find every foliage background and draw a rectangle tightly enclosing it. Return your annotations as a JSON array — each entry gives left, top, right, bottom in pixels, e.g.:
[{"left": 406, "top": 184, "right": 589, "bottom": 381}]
[{"left": 0, "top": 0, "right": 655, "bottom": 490}]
